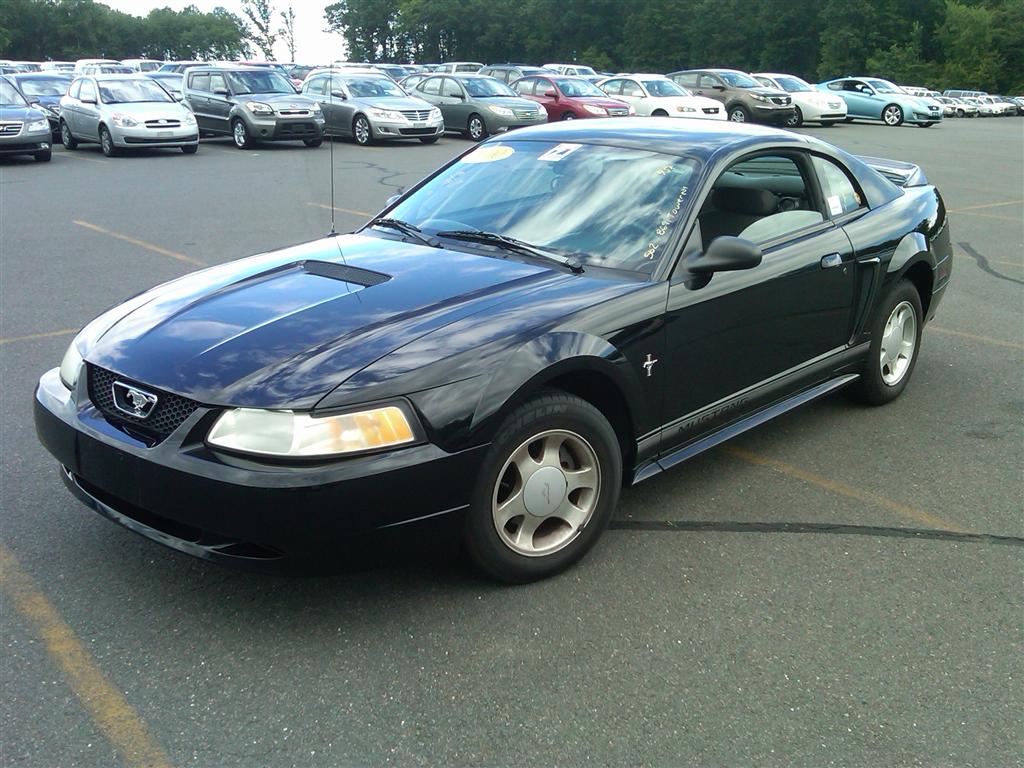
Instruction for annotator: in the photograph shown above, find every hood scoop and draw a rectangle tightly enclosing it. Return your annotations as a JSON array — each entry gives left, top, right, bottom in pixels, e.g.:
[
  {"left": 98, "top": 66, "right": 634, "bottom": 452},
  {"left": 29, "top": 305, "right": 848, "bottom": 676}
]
[{"left": 299, "top": 260, "right": 391, "bottom": 287}]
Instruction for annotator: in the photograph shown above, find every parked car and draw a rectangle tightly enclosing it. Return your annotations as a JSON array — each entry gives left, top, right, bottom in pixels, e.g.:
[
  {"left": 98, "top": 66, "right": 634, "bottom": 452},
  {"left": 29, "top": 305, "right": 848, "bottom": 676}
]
[
  {"left": 752, "top": 72, "right": 847, "bottom": 126},
  {"left": 968, "top": 95, "right": 1014, "bottom": 116},
  {"left": 437, "top": 62, "right": 484, "bottom": 74},
  {"left": 182, "top": 65, "right": 324, "bottom": 149},
  {"left": 81, "top": 65, "right": 135, "bottom": 75},
  {"left": 301, "top": 70, "right": 443, "bottom": 145},
  {"left": 668, "top": 69, "right": 794, "bottom": 124},
  {"left": 964, "top": 96, "right": 999, "bottom": 117},
  {"left": 543, "top": 64, "right": 599, "bottom": 78},
  {"left": 988, "top": 95, "right": 1021, "bottom": 115},
  {"left": 818, "top": 77, "right": 942, "bottom": 126},
  {"left": 1008, "top": 97, "right": 1024, "bottom": 115},
  {"left": 7, "top": 71, "right": 73, "bottom": 136},
  {"left": 935, "top": 96, "right": 976, "bottom": 117},
  {"left": 144, "top": 72, "right": 184, "bottom": 101},
  {"left": 121, "top": 59, "right": 163, "bottom": 73},
  {"left": 412, "top": 73, "right": 546, "bottom": 140},
  {"left": 40, "top": 62, "right": 76, "bottom": 72},
  {"left": 400, "top": 73, "right": 430, "bottom": 90},
  {"left": 59, "top": 75, "right": 199, "bottom": 156},
  {"left": 478, "top": 64, "right": 554, "bottom": 84},
  {"left": 286, "top": 64, "right": 318, "bottom": 88},
  {"left": 597, "top": 74, "right": 726, "bottom": 120},
  {"left": 158, "top": 61, "right": 205, "bottom": 73},
  {"left": 0, "top": 75, "right": 52, "bottom": 161},
  {"left": 512, "top": 75, "right": 632, "bottom": 120},
  {"left": 35, "top": 119, "right": 952, "bottom": 581}
]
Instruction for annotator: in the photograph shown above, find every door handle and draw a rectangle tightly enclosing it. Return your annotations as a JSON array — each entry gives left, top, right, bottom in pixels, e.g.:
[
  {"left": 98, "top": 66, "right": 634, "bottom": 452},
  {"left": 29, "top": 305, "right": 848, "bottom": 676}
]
[{"left": 821, "top": 253, "right": 842, "bottom": 269}]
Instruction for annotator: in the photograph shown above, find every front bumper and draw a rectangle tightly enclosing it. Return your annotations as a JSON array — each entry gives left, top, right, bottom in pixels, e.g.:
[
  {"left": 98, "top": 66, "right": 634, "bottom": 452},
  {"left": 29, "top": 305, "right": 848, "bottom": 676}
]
[
  {"left": 487, "top": 111, "right": 548, "bottom": 133},
  {"left": 110, "top": 123, "right": 199, "bottom": 147},
  {"left": 244, "top": 113, "right": 325, "bottom": 141},
  {"left": 34, "top": 367, "right": 485, "bottom": 564},
  {"left": 751, "top": 104, "right": 796, "bottom": 124},
  {"left": 0, "top": 127, "right": 51, "bottom": 155},
  {"left": 370, "top": 117, "right": 444, "bottom": 140},
  {"left": 909, "top": 110, "right": 943, "bottom": 124}
]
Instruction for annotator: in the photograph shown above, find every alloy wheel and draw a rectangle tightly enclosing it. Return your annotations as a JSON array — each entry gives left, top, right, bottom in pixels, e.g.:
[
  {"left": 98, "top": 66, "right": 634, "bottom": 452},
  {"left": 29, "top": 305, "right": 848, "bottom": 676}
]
[
  {"left": 879, "top": 301, "right": 917, "bottom": 385},
  {"left": 232, "top": 120, "right": 247, "bottom": 148},
  {"left": 729, "top": 107, "right": 747, "bottom": 122},
  {"left": 491, "top": 429, "right": 601, "bottom": 557},
  {"left": 354, "top": 116, "right": 370, "bottom": 145},
  {"left": 883, "top": 105, "right": 903, "bottom": 126},
  {"left": 468, "top": 116, "right": 485, "bottom": 141},
  {"left": 61, "top": 122, "right": 75, "bottom": 149}
]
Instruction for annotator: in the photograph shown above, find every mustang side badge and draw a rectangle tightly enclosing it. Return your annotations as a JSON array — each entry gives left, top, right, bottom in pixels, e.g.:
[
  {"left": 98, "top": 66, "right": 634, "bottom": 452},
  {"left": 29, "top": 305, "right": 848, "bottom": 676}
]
[{"left": 643, "top": 354, "right": 658, "bottom": 377}]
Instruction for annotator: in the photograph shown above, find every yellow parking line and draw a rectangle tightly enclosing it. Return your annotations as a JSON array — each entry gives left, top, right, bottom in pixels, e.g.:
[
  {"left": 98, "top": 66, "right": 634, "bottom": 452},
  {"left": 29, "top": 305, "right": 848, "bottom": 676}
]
[
  {"left": 724, "top": 446, "right": 969, "bottom": 533},
  {"left": 0, "top": 328, "right": 77, "bottom": 345},
  {"left": 928, "top": 325, "right": 1024, "bottom": 351},
  {"left": 307, "top": 202, "right": 371, "bottom": 217},
  {"left": 61, "top": 152, "right": 108, "bottom": 165},
  {"left": 73, "top": 221, "right": 206, "bottom": 267},
  {"left": 0, "top": 545, "right": 173, "bottom": 768},
  {"left": 948, "top": 198, "right": 1023, "bottom": 213}
]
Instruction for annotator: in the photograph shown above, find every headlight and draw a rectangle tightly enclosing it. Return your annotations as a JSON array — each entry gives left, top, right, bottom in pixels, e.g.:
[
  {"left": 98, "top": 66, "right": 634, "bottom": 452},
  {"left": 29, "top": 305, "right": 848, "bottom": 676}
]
[
  {"left": 183, "top": 111, "right": 196, "bottom": 125},
  {"left": 429, "top": 107, "right": 442, "bottom": 119},
  {"left": 111, "top": 113, "right": 138, "bottom": 127},
  {"left": 27, "top": 118, "right": 50, "bottom": 131},
  {"left": 207, "top": 405, "right": 417, "bottom": 457},
  {"left": 488, "top": 105, "right": 514, "bottom": 117},
  {"left": 367, "top": 108, "right": 405, "bottom": 121},
  {"left": 311, "top": 103, "right": 322, "bottom": 114},
  {"left": 675, "top": 105, "right": 696, "bottom": 113},
  {"left": 59, "top": 344, "right": 84, "bottom": 390},
  {"left": 246, "top": 101, "right": 274, "bottom": 115},
  {"left": 584, "top": 104, "right": 607, "bottom": 116},
  {"left": 751, "top": 93, "right": 770, "bottom": 103}
]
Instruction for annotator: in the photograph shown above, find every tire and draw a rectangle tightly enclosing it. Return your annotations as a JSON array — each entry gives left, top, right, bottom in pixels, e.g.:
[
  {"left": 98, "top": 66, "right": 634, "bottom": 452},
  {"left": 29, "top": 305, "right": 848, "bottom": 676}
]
[
  {"left": 820, "top": 120, "right": 838, "bottom": 127},
  {"left": 882, "top": 103, "right": 904, "bottom": 126},
  {"left": 728, "top": 104, "right": 750, "bottom": 123},
  {"left": 304, "top": 137, "right": 322, "bottom": 147},
  {"left": 99, "top": 125, "right": 119, "bottom": 157},
  {"left": 466, "top": 113, "right": 487, "bottom": 142},
  {"left": 561, "top": 112, "right": 576, "bottom": 121},
  {"left": 917, "top": 122, "right": 934, "bottom": 128},
  {"left": 181, "top": 144, "right": 198, "bottom": 154},
  {"left": 652, "top": 109, "right": 668, "bottom": 117},
  {"left": 34, "top": 149, "right": 52, "bottom": 162},
  {"left": 352, "top": 114, "right": 372, "bottom": 145},
  {"left": 463, "top": 390, "right": 622, "bottom": 583},
  {"left": 60, "top": 120, "right": 77, "bottom": 149},
  {"left": 419, "top": 136, "right": 439, "bottom": 144},
  {"left": 956, "top": 108, "right": 965, "bottom": 118},
  {"left": 844, "top": 116, "right": 854, "bottom": 123},
  {"left": 846, "top": 280, "right": 923, "bottom": 406},
  {"left": 231, "top": 118, "right": 253, "bottom": 149},
  {"left": 786, "top": 106, "right": 803, "bottom": 127}
]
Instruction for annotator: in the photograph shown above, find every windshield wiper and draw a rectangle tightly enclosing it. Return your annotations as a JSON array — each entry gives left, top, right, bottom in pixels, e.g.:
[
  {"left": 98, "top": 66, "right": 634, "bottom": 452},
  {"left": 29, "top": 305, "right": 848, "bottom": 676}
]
[
  {"left": 370, "top": 217, "right": 440, "bottom": 248},
  {"left": 436, "top": 229, "right": 584, "bottom": 273}
]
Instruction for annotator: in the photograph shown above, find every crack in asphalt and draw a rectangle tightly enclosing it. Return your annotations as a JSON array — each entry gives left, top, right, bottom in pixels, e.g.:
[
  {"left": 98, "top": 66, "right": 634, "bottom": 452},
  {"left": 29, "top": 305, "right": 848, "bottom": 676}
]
[
  {"left": 958, "top": 241, "right": 1024, "bottom": 287},
  {"left": 609, "top": 519, "right": 1024, "bottom": 546}
]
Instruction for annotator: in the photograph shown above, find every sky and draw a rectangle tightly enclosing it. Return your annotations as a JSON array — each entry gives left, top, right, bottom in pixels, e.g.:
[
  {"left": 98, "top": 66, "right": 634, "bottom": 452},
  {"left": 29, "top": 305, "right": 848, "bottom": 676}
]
[{"left": 98, "top": 1, "right": 346, "bottom": 63}]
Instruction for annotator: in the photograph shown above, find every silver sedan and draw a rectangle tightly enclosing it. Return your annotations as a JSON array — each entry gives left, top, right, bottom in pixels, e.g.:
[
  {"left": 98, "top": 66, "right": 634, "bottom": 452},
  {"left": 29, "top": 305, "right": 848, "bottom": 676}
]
[{"left": 59, "top": 74, "right": 199, "bottom": 156}]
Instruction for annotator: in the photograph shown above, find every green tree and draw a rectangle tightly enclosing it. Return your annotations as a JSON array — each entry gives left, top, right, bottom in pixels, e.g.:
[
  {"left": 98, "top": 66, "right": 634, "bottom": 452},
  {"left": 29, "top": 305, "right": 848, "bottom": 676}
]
[{"left": 241, "top": 0, "right": 278, "bottom": 59}]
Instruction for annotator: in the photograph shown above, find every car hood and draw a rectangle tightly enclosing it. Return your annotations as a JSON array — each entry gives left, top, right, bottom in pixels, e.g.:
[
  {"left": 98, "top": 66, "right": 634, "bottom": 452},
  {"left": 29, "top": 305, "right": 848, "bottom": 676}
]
[
  {"left": 85, "top": 235, "right": 597, "bottom": 409},
  {"left": 239, "top": 92, "right": 316, "bottom": 108},
  {"left": 0, "top": 104, "right": 48, "bottom": 121},
  {"left": 745, "top": 86, "right": 788, "bottom": 99},
  {"left": 475, "top": 96, "right": 542, "bottom": 110},
  {"left": 569, "top": 96, "right": 630, "bottom": 110},
  {"left": 354, "top": 95, "right": 435, "bottom": 111}
]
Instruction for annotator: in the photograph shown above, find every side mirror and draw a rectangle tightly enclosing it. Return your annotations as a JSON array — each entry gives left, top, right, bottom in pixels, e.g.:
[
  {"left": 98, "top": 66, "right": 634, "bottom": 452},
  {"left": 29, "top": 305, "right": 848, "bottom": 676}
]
[
  {"left": 29, "top": 99, "right": 41, "bottom": 107},
  {"left": 687, "top": 236, "right": 762, "bottom": 277},
  {"left": 213, "top": 87, "right": 229, "bottom": 96},
  {"left": 713, "top": 84, "right": 726, "bottom": 91},
  {"left": 173, "top": 93, "right": 184, "bottom": 101},
  {"left": 330, "top": 89, "right": 346, "bottom": 99},
  {"left": 81, "top": 96, "right": 96, "bottom": 104}
]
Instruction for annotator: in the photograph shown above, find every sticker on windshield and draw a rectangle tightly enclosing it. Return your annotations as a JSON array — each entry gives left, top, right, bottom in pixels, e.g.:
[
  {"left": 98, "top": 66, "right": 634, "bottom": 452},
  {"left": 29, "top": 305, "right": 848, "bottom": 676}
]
[
  {"left": 827, "top": 194, "right": 843, "bottom": 216},
  {"left": 463, "top": 145, "right": 515, "bottom": 164},
  {"left": 538, "top": 143, "right": 583, "bottom": 162}
]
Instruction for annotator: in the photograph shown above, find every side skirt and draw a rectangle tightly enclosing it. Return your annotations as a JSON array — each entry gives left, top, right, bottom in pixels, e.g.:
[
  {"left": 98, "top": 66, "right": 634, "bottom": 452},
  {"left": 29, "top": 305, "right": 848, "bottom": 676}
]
[{"left": 633, "top": 373, "right": 860, "bottom": 484}]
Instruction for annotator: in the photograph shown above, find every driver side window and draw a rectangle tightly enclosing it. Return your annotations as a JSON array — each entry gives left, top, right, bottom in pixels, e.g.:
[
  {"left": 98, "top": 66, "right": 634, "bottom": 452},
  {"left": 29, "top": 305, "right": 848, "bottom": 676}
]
[{"left": 698, "top": 154, "right": 824, "bottom": 246}]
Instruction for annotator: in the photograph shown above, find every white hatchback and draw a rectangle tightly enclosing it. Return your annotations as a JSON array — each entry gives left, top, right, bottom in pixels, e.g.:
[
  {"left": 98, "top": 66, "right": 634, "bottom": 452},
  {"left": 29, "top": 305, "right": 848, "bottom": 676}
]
[
  {"left": 597, "top": 74, "right": 726, "bottom": 120},
  {"left": 753, "top": 72, "right": 848, "bottom": 127}
]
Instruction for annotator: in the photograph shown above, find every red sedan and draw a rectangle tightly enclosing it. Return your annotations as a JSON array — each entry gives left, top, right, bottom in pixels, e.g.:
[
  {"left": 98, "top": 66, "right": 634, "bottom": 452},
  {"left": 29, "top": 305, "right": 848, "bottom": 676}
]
[{"left": 511, "top": 75, "right": 634, "bottom": 120}]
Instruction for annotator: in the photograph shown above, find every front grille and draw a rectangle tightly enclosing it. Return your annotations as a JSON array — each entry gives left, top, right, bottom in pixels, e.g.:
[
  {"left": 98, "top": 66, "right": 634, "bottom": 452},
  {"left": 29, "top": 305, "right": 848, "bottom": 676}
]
[
  {"left": 88, "top": 364, "right": 200, "bottom": 441},
  {"left": 607, "top": 108, "right": 629, "bottom": 116},
  {"left": 398, "top": 127, "right": 437, "bottom": 136},
  {"left": 399, "top": 109, "right": 431, "bottom": 121},
  {"left": 0, "top": 122, "right": 23, "bottom": 136},
  {"left": 145, "top": 119, "right": 181, "bottom": 128},
  {"left": 277, "top": 122, "right": 315, "bottom": 135},
  {"left": 514, "top": 109, "right": 538, "bottom": 119},
  {"left": 277, "top": 109, "right": 312, "bottom": 117},
  {"left": 702, "top": 107, "right": 719, "bottom": 114},
  {"left": 770, "top": 96, "right": 791, "bottom": 106}
]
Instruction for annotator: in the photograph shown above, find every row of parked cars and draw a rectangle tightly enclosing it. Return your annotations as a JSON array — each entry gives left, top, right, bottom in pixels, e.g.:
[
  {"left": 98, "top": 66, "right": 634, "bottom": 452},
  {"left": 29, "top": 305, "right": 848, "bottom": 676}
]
[{"left": 3, "top": 57, "right": 1021, "bottom": 163}]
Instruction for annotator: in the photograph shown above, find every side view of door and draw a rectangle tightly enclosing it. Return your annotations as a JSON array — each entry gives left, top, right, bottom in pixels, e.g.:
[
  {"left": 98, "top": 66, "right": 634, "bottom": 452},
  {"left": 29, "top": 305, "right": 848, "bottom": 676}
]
[
  {"left": 206, "top": 72, "right": 233, "bottom": 134},
  {"left": 76, "top": 78, "right": 100, "bottom": 140}
]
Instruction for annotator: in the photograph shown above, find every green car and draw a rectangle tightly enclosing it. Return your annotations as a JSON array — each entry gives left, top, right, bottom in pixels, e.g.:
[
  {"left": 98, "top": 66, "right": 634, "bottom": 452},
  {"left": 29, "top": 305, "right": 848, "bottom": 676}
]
[
  {"left": 817, "top": 77, "right": 943, "bottom": 127},
  {"left": 411, "top": 74, "right": 547, "bottom": 141}
]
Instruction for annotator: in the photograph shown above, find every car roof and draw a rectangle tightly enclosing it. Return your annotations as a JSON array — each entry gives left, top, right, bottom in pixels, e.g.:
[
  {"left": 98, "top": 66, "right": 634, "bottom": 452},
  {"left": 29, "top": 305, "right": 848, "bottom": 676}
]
[
  {"left": 11, "top": 71, "right": 72, "bottom": 79},
  {"left": 611, "top": 73, "right": 669, "bottom": 79}
]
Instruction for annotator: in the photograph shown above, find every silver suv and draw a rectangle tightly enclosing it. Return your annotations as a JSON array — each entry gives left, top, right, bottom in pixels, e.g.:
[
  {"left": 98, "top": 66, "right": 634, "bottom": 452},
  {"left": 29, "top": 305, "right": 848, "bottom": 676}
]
[{"left": 182, "top": 66, "right": 325, "bottom": 149}]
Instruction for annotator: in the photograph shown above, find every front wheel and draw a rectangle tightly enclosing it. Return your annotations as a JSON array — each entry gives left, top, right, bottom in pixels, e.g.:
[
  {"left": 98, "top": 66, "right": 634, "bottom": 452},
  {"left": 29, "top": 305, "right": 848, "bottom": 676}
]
[
  {"left": 419, "top": 136, "right": 439, "bottom": 144},
  {"left": 820, "top": 120, "right": 838, "bottom": 127},
  {"left": 304, "top": 137, "right": 322, "bottom": 147},
  {"left": 99, "top": 125, "right": 119, "bottom": 157},
  {"left": 917, "top": 122, "right": 934, "bottom": 128},
  {"left": 466, "top": 113, "right": 487, "bottom": 142},
  {"left": 60, "top": 120, "right": 77, "bottom": 149},
  {"left": 232, "top": 118, "right": 253, "bottom": 149},
  {"left": 181, "top": 144, "right": 198, "bottom": 154},
  {"left": 728, "top": 105, "right": 750, "bottom": 122},
  {"left": 34, "top": 149, "right": 52, "bottom": 162},
  {"left": 846, "top": 280, "right": 923, "bottom": 406},
  {"left": 561, "top": 112, "right": 576, "bottom": 121},
  {"left": 463, "top": 391, "right": 622, "bottom": 583},
  {"left": 882, "top": 104, "right": 904, "bottom": 126},
  {"left": 352, "top": 115, "right": 372, "bottom": 145},
  {"left": 786, "top": 106, "right": 803, "bottom": 127}
]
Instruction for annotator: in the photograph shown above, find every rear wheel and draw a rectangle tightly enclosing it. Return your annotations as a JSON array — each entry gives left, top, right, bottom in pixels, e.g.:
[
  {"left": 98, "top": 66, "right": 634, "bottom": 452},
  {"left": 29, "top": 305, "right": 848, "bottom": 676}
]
[
  {"left": 786, "top": 106, "right": 803, "bottom": 127},
  {"left": 728, "top": 104, "right": 750, "bottom": 122},
  {"left": 467, "top": 113, "right": 487, "bottom": 141},
  {"left": 99, "top": 125, "right": 118, "bottom": 157},
  {"left": 60, "top": 120, "right": 77, "bottom": 149},
  {"left": 882, "top": 103, "right": 904, "bottom": 126},
  {"left": 463, "top": 391, "right": 622, "bottom": 583},
  {"left": 232, "top": 118, "right": 253, "bottom": 149},
  {"left": 847, "top": 280, "right": 922, "bottom": 406}
]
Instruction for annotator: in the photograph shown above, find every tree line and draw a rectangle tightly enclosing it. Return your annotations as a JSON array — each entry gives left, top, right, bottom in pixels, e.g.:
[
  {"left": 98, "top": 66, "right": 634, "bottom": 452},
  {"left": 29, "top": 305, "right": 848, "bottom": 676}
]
[
  {"left": 0, "top": 0, "right": 296, "bottom": 63},
  {"left": 325, "top": 0, "right": 1024, "bottom": 93}
]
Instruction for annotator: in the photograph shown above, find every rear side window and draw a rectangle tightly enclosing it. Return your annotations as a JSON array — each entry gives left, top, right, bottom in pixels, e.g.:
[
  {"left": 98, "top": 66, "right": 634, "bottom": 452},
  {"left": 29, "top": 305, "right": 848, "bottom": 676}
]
[
  {"left": 190, "top": 73, "right": 209, "bottom": 92},
  {"left": 420, "top": 77, "right": 441, "bottom": 95},
  {"left": 813, "top": 156, "right": 866, "bottom": 216},
  {"left": 673, "top": 73, "right": 698, "bottom": 88}
]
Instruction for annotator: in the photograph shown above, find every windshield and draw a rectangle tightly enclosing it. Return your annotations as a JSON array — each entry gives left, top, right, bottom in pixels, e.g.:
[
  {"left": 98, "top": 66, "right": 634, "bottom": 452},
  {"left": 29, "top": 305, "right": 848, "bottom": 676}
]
[
  {"left": 573, "top": 66, "right": 597, "bottom": 76},
  {"left": 643, "top": 79, "right": 688, "bottom": 97},
  {"left": 866, "top": 79, "right": 903, "bottom": 94},
  {"left": 227, "top": 70, "right": 295, "bottom": 95},
  {"left": 344, "top": 76, "right": 406, "bottom": 98},
  {"left": 455, "top": 63, "right": 482, "bottom": 73},
  {"left": 388, "top": 141, "right": 699, "bottom": 273},
  {"left": 554, "top": 78, "right": 606, "bottom": 97},
  {"left": 0, "top": 79, "right": 28, "bottom": 107},
  {"left": 773, "top": 75, "right": 812, "bottom": 93},
  {"left": 98, "top": 79, "right": 173, "bottom": 104},
  {"left": 17, "top": 77, "right": 70, "bottom": 97},
  {"left": 463, "top": 78, "right": 516, "bottom": 97},
  {"left": 717, "top": 71, "right": 761, "bottom": 88}
]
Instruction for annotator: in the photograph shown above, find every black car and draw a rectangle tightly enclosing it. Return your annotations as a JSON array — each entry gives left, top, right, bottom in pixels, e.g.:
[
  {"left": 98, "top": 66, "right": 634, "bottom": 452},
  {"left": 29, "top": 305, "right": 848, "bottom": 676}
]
[
  {"left": 35, "top": 120, "right": 952, "bottom": 582},
  {"left": 7, "top": 71, "right": 72, "bottom": 136}
]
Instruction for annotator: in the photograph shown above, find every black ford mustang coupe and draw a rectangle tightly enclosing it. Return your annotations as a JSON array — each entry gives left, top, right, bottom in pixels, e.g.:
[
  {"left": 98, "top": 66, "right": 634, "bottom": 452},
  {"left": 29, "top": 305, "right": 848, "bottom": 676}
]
[{"left": 35, "top": 120, "right": 952, "bottom": 582}]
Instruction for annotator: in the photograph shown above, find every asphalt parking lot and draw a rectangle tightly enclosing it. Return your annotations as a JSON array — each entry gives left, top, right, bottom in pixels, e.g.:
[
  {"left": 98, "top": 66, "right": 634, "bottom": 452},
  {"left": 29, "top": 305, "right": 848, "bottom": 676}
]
[{"left": 2, "top": 117, "right": 1022, "bottom": 767}]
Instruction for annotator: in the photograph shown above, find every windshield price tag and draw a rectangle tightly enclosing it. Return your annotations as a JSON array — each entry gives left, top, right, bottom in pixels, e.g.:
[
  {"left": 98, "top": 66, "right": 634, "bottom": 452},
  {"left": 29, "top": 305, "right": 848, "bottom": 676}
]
[
  {"left": 538, "top": 143, "right": 582, "bottom": 162},
  {"left": 463, "top": 145, "right": 515, "bottom": 163}
]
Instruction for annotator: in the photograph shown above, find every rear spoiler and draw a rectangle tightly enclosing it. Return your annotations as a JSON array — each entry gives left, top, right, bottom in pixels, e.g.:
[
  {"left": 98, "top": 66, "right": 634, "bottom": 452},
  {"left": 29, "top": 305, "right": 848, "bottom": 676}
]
[{"left": 858, "top": 155, "right": 928, "bottom": 187}]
